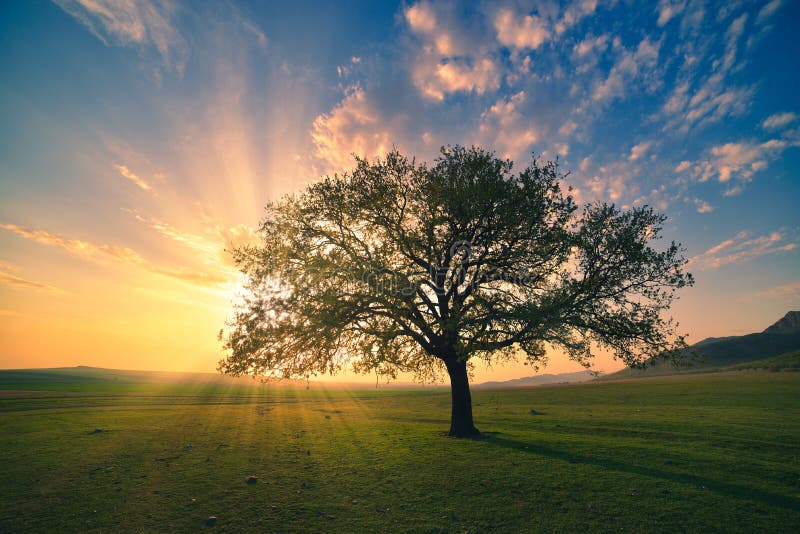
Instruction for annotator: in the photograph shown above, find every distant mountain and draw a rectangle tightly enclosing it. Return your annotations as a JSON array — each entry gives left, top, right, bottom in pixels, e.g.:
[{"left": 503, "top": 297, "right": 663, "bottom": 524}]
[
  {"left": 763, "top": 311, "right": 800, "bottom": 334},
  {"left": 693, "top": 336, "right": 738, "bottom": 347},
  {"left": 474, "top": 370, "right": 595, "bottom": 389},
  {"left": 606, "top": 311, "right": 800, "bottom": 379}
]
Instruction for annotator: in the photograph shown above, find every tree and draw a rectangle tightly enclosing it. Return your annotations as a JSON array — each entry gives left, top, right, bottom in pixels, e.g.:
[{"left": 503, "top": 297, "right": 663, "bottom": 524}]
[{"left": 219, "top": 146, "right": 693, "bottom": 437}]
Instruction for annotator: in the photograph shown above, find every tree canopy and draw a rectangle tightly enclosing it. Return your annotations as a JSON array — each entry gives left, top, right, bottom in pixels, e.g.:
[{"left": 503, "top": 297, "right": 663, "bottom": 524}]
[{"left": 220, "top": 146, "right": 693, "bottom": 436}]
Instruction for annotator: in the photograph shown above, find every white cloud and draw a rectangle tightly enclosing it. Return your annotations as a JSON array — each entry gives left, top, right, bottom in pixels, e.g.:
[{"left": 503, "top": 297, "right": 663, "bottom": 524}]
[
  {"left": 473, "top": 91, "right": 538, "bottom": 162},
  {"left": 690, "top": 230, "right": 796, "bottom": 269},
  {"left": 114, "top": 164, "right": 152, "bottom": 191},
  {"left": 573, "top": 34, "right": 609, "bottom": 57},
  {"left": 54, "top": 0, "right": 188, "bottom": 76},
  {"left": 558, "top": 120, "right": 578, "bottom": 136},
  {"left": 661, "top": 9, "right": 758, "bottom": 133},
  {"left": 494, "top": 8, "right": 550, "bottom": 50},
  {"left": 583, "top": 160, "right": 639, "bottom": 203},
  {"left": 0, "top": 269, "right": 65, "bottom": 294},
  {"left": 693, "top": 197, "right": 713, "bottom": 213},
  {"left": 405, "top": 2, "right": 459, "bottom": 56},
  {"left": 674, "top": 160, "right": 692, "bottom": 172},
  {"left": 414, "top": 57, "right": 500, "bottom": 101},
  {"left": 628, "top": 141, "right": 652, "bottom": 161},
  {"left": 756, "top": 0, "right": 783, "bottom": 25},
  {"left": 0, "top": 223, "right": 228, "bottom": 286},
  {"left": 405, "top": 2, "right": 437, "bottom": 34},
  {"left": 745, "top": 281, "right": 800, "bottom": 301},
  {"left": 557, "top": 0, "right": 598, "bottom": 34},
  {"left": 130, "top": 211, "right": 257, "bottom": 269},
  {"left": 656, "top": 0, "right": 686, "bottom": 26},
  {"left": 310, "top": 86, "right": 397, "bottom": 174},
  {"left": 691, "top": 139, "right": 794, "bottom": 186},
  {"left": 592, "top": 37, "right": 661, "bottom": 103},
  {"left": 761, "top": 112, "right": 798, "bottom": 131},
  {"left": 404, "top": 2, "right": 499, "bottom": 101}
]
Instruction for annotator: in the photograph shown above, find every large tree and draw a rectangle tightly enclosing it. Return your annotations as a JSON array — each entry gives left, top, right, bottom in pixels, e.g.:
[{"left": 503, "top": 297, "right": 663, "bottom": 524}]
[{"left": 219, "top": 146, "right": 693, "bottom": 437}]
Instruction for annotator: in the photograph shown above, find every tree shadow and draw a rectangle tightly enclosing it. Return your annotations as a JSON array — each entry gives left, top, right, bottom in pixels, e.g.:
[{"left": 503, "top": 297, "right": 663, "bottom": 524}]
[{"left": 484, "top": 434, "right": 800, "bottom": 512}]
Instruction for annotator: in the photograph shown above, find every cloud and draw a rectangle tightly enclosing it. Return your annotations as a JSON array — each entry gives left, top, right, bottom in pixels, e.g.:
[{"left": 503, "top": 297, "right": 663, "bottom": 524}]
[
  {"left": 592, "top": 37, "right": 661, "bottom": 103},
  {"left": 761, "top": 112, "right": 797, "bottom": 131},
  {"left": 413, "top": 57, "right": 501, "bottom": 101},
  {"left": 309, "top": 86, "right": 397, "bottom": 174},
  {"left": 674, "top": 160, "right": 692, "bottom": 173},
  {"left": 628, "top": 141, "right": 652, "bottom": 161},
  {"left": 656, "top": 0, "right": 686, "bottom": 26},
  {"left": 0, "top": 223, "right": 228, "bottom": 287},
  {"left": 130, "top": 210, "right": 259, "bottom": 269},
  {"left": 405, "top": 2, "right": 459, "bottom": 56},
  {"left": 583, "top": 160, "right": 639, "bottom": 203},
  {"left": 403, "top": 1, "right": 500, "bottom": 101},
  {"left": 406, "top": 2, "right": 437, "bottom": 34},
  {"left": 745, "top": 281, "right": 800, "bottom": 301},
  {"left": 756, "top": 0, "right": 783, "bottom": 25},
  {"left": 0, "top": 223, "right": 141, "bottom": 262},
  {"left": 0, "top": 270, "right": 65, "bottom": 294},
  {"left": 692, "top": 197, "right": 713, "bottom": 213},
  {"left": 54, "top": 0, "right": 188, "bottom": 77},
  {"left": 494, "top": 8, "right": 550, "bottom": 50},
  {"left": 690, "top": 230, "right": 796, "bottom": 269},
  {"left": 573, "top": 34, "right": 609, "bottom": 57},
  {"left": 114, "top": 164, "right": 152, "bottom": 191},
  {"left": 218, "top": 224, "right": 260, "bottom": 251},
  {"left": 557, "top": 0, "right": 598, "bottom": 34},
  {"left": 661, "top": 10, "right": 756, "bottom": 133},
  {"left": 472, "top": 91, "right": 538, "bottom": 162},
  {"left": 691, "top": 138, "right": 794, "bottom": 187}
]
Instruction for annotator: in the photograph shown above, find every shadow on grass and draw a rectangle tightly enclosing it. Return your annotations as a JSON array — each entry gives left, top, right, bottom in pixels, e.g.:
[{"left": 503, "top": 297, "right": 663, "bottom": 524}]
[{"left": 485, "top": 435, "right": 800, "bottom": 512}]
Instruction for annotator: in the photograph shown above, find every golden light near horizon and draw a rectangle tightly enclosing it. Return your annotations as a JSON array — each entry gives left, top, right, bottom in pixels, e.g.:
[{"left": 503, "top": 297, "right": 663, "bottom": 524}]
[{"left": 1, "top": 0, "right": 798, "bottom": 383}]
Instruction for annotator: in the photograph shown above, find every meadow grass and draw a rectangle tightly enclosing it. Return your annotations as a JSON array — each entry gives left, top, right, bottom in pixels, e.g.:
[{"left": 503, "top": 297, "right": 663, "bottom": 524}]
[{"left": 0, "top": 371, "right": 798, "bottom": 532}]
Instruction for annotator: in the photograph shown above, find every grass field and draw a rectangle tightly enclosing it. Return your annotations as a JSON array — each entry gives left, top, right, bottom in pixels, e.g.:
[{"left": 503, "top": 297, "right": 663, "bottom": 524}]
[{"left": 1, "top": 370, "right": 799, "bottom": 532}]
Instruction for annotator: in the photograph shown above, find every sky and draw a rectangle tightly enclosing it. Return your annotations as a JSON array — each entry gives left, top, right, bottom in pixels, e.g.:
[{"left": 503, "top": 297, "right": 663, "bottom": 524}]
[{"left": 1, "top": 0, "right": 798, "bottom": 382}]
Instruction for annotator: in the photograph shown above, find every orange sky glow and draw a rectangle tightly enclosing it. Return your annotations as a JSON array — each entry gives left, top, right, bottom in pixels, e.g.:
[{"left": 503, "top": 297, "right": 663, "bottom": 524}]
[{"left": 1, "top": 1, "right": 798, "bottom": 384}]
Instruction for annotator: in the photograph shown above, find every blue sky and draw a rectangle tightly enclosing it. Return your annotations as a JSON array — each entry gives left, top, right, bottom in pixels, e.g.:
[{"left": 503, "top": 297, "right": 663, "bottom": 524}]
[{"left": 0, "top": 0, "right": 798, "bottom": 378}]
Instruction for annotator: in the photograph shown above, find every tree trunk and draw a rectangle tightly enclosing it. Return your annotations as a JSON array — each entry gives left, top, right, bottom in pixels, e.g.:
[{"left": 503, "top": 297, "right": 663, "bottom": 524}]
[{"left": 445, "top": 359, "right": 480, "bottom": 437}]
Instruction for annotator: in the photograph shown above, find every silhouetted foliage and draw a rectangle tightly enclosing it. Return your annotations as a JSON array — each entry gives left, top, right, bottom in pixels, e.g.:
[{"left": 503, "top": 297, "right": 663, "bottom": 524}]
[{"left": 219, "top": 146, "right": 693, "bottom": 437}]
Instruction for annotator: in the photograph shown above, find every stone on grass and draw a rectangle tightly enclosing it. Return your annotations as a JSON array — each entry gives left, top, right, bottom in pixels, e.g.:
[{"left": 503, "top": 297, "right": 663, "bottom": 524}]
[
  {"left": 245, "top": 475, "right": 258, "bottom": 484},
  {"left": 206, "top": 516, "right": 217, "bottom": 526}
]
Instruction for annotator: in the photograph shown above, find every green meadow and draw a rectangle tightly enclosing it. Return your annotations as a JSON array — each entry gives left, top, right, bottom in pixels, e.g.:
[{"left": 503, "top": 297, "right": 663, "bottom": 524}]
[{"left": 1, "top": 369, "right": 798, "bottom": 532}]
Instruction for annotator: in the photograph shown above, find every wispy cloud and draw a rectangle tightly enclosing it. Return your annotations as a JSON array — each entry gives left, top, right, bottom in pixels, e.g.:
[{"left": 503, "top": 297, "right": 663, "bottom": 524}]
[
  {"left": 592, "top": 37, "right": 661, "bottom": 103},
  {"left": 689, "top": 230, "right": 797, "bottom": 269},
  {"left": 54, "top": 0, "right": 188, "bottom": 77},
  {"left": 0, "top": 223, "right": 228, "bottom": 287},
  {"left": 0, "top": 270, "right": 65, "bottom": 294},
  {"left": 114, "top": 164, "right": 152, "bottom": 191},
  {"left": 756, "top": 0, "right": 783, "bottom": 25},
  {"left": 761, "top": 112, "right": 797, "bottom": 131},
  {"left": 742, "top": 281, "right": 800, "bottom": 301},
  {"left": 0, "top": 223, "right": 142, "bottom": 262},
  {"left": 128, "top": 210, "right": 258, "bottom": 269},
  {"left": 656, "top": 0, "right": 686, "bottom": 27}
]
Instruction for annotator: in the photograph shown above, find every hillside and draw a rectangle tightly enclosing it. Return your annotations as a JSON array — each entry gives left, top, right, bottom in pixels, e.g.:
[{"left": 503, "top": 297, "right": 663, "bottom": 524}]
[
  {"left": 474, "top": 370, "right": 595, "bottom": 389},
  {"left": 607, "top": 311, "right": 800, "bottom": 379}
]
